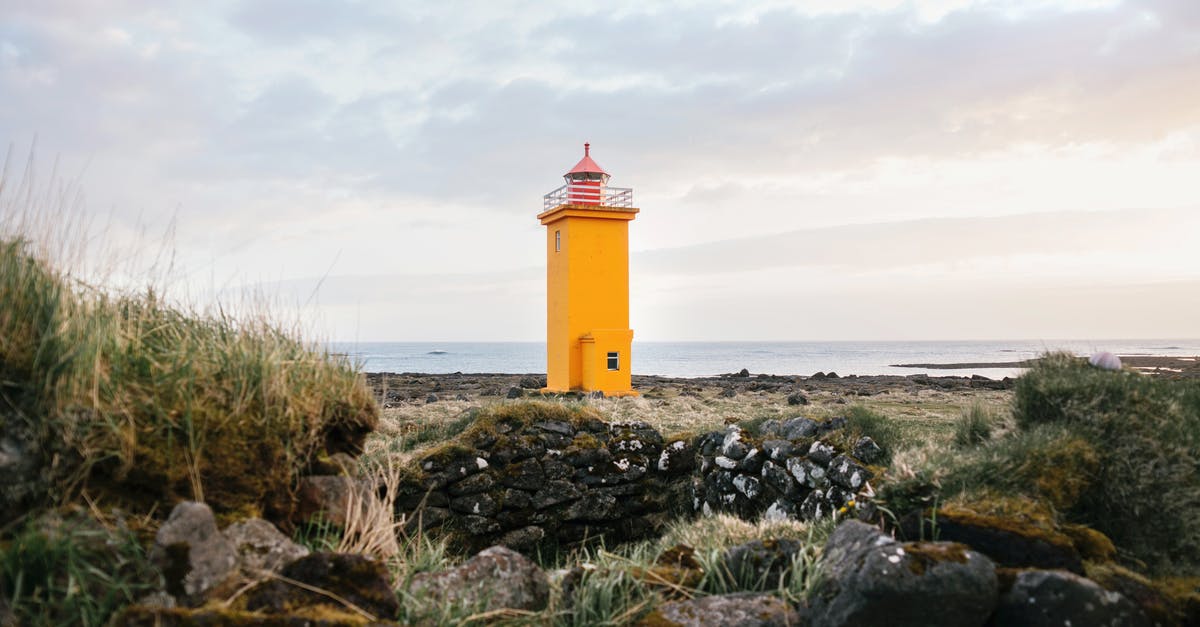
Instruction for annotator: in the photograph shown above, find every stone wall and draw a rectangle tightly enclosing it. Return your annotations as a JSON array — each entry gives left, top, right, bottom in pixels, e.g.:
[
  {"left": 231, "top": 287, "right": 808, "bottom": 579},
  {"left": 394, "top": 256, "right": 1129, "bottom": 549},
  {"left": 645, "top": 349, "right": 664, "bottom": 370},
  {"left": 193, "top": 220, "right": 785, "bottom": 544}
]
[
  {"left": 692, "top": 417, "right": 882, "bottom": 523},
  {"left": 391, "top": 404, "right": 883, "bottom": 554},
  {"left": 394, "top": 405, "right": 697, "bottom": 553}
]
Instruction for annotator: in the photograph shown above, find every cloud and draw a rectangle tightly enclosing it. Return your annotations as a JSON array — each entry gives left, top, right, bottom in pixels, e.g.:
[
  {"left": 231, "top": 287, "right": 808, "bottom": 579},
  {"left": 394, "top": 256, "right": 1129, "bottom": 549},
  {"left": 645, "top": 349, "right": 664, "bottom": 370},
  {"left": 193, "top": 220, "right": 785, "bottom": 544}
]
[
  {"left": 3, "top": 0, "right": 1199, "bottom": 341},
  {"left": 636, "top": 206, "right": 1200, "bottom": 276},
  {"left": 241, "top": 206, "right": 1200, "bottom": 340}
]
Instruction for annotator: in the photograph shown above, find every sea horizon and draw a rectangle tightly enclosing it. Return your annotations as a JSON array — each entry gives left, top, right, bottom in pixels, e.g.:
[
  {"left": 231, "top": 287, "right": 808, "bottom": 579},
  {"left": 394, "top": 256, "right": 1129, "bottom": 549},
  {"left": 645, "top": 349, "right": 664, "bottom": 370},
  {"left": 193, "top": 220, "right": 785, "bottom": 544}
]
[{"left": 331, "top": 338, "right": 1200, "bottom": 379}]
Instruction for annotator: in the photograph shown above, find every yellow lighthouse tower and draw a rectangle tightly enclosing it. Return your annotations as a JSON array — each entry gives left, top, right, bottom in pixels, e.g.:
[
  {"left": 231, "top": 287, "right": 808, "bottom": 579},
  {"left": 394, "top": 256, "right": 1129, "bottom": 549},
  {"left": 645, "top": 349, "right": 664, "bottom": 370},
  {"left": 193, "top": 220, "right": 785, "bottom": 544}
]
[{"left": 539, "top": 143, "right": 639, "bottom": 396}]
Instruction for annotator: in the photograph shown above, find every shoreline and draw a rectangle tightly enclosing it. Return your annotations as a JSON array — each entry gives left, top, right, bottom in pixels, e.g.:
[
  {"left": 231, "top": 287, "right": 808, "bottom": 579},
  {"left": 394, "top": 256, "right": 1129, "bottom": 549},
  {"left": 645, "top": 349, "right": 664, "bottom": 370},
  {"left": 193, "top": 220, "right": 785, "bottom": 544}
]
[
  {"left": 365, "top": 354, "right": 1198, "bottom": 405},
  {"left": 366, "top": 370, "right": 1015, "bottom": 406},
  {"left": 891, "top": 354, "right": 1199, "bottom": 374}
]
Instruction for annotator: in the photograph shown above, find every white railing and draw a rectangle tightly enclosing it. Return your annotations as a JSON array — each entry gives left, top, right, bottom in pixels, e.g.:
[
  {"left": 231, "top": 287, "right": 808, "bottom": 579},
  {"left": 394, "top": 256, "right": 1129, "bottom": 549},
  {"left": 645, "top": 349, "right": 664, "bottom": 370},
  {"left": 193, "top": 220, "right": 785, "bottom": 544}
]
[{"left": 543, "top": 185, "right": 634, "bottom": 210}]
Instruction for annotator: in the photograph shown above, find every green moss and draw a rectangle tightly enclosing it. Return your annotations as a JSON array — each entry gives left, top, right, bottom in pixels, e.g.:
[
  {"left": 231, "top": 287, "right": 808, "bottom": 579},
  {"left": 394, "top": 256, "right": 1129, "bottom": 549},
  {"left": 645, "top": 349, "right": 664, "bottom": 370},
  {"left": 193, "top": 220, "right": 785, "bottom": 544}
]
[
  {"left": 417, "top": 442, "right": 477, "bottom": 468},
  {"left": 459, "top": 401, "right": 604, "bottom": 442},
  {"left": 936, "top": 503, "right": 1077, "bottom": 554},
  {"left": 1086, "top": 562, "right": 1194, "bottom": 627},
  {"left": 570, "top": 432, "right": 603, "bottom": 450},
  {"left": 901, "top": 541, "right": 971, "bottom": 576},
  {"left": 1062, "top": 524, "right": 1116, "bottom": 562}
]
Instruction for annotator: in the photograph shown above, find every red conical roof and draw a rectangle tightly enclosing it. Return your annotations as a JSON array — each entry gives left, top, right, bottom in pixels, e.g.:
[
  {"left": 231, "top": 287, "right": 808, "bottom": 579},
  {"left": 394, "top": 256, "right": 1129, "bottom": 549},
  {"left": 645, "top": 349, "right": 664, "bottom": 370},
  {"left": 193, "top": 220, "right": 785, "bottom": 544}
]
[{"left": 566, "top": 142, "right": 608, "bottom": 176}]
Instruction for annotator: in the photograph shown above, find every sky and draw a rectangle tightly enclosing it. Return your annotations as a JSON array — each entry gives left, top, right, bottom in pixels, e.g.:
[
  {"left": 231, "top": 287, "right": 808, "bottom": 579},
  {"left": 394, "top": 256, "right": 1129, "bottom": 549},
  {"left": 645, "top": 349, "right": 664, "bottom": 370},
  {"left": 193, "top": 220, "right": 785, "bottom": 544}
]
[{"left": 1, "top": 0, "right": 1198, "bottom": 341}]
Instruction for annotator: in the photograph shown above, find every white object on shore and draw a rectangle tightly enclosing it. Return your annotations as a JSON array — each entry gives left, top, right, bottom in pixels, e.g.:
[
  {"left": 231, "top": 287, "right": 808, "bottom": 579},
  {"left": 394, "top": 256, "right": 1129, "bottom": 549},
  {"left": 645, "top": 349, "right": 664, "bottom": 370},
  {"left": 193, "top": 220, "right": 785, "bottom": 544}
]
[{"left": 1089, "top": 352, "right": 1122, "bottom": 371}]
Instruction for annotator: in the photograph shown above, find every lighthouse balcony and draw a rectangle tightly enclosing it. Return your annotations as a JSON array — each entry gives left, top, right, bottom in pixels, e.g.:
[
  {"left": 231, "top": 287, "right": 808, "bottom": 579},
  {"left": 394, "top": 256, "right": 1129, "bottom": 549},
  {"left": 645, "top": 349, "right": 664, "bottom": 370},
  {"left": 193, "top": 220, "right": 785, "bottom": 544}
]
[{"left": 543, "top": 184, "right": 633, "bottom": 210}]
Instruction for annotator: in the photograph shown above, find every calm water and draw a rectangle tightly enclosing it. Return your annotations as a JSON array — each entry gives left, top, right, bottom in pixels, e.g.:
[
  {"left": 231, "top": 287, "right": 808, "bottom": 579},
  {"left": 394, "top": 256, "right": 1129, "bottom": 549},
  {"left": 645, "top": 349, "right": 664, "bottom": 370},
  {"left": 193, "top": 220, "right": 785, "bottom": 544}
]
[{"left": 331, "top": 339, "right": 1200, "bottom": 379}]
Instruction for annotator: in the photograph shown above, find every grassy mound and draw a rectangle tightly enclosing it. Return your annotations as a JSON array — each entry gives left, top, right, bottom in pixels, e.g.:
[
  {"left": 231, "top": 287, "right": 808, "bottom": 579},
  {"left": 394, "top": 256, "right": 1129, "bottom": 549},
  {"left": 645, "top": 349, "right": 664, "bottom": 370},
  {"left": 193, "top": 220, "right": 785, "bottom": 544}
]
[
  {"left": 883, "top": 353, "right": 1200, "bottom": 576},
  {"left": 0, "top": 236, "right": 377, "bottom": 522},
  {"left": 1012, "top": 353, "right": 1200, "bottom": 574}
]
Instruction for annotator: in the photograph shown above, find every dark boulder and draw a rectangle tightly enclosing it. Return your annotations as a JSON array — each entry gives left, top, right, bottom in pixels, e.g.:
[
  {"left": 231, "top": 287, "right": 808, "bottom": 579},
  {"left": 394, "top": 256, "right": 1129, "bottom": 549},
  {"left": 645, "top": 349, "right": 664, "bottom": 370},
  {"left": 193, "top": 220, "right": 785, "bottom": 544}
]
[
  {"left": 852, "top": 436, "right": 884, "bottom": 464},
  {"left": 901, "top": 508, "right": 1083, "bottom": 574},
  {"left": 657, "top": 439, "right": 697, "bottom": 474},
  {"left": 760, "top": 460, "right": 795, "bottom": 495},
  {"left": 989, "top": 569, "right": 1148, "bottom": 627},
  {"left": 722, "top": 539, "right": 805, "bottom": 589},
  {"left": 449, "top": 493, "right": 499, "bottom": 517},
  {"left": 531, "top": 479, "right": 583, "bottom": 509},
  {"left": 760, "top": 439, "right": 795, "bottom": 461},
  {"left": 827, "top": 455, "right": 872, "bottom": 491},
  {"left": 810, "top": 520, "right": 999, "bottom": 627},
  {"left": 787, "top": 458, "right": 826, "bottom": 489},
  {"left": 807, "top": 440, "right": 836, "bottom": 465},
  {"left": 500, "top": 458, "right": 545, "bottom": 490},
  {"left": 245, "top": 552, "right": 399, "bottom": 619},
  {"left": 779, "top": 417, "right": 820, "bottom": 440}
]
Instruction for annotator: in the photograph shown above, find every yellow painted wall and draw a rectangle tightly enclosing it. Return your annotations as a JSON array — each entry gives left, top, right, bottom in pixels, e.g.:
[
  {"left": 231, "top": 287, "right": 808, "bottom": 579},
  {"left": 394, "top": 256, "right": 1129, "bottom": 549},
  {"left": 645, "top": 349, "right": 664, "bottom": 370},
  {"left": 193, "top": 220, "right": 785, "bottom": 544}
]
[
  {"left": 581, "top": 329, "right": 635, "bottom": 394},
  {"left": 540, "top": 204, "right": 638, "bottom": 394}
]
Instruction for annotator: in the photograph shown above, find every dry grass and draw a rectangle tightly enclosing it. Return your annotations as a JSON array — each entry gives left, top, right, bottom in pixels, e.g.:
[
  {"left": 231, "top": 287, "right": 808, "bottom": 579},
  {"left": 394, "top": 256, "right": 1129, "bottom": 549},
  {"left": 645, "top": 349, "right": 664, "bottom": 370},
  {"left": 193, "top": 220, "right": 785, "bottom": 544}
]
[
  {"left": 0, "top": 154, "right": 378, "bottom": 524},
  {"left": 337, "top": 457, "right": 403, "bottom": 560},
  {"left": 369, "top": 388, "right": 1013, "bottom": 462}
]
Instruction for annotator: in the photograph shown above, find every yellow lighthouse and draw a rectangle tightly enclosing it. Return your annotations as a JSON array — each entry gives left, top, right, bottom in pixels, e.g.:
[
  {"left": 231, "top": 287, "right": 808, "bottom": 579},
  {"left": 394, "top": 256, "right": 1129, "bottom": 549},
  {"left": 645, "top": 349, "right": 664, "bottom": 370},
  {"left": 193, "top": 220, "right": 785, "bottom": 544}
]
[{"left": 539, "top": 143, "right": 639, "bottom": 396}]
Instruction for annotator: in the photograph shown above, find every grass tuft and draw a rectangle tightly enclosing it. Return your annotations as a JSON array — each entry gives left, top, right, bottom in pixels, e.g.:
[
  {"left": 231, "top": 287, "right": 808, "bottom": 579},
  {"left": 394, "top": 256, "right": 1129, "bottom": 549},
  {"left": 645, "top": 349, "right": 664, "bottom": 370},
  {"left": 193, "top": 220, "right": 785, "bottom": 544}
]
[
  {"left": 0, "top": 514, "right": 160, "bottom": 627},
  {"left": 843, "top": 405, "right": 903, "bottom": 463},
  {"left": 0, "top": 234, "right": 378, "bottom": 523},
  {"left": 953, "top": 403, "right": 994, "bottom": 448}
]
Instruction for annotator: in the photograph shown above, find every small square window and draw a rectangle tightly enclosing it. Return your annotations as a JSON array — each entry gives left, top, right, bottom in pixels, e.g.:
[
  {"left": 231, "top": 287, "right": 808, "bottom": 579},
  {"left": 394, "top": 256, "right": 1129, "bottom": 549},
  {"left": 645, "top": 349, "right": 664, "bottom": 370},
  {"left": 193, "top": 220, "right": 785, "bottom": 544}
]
[
  {"left": 606, "top": 351, "right": 619, "bottom": 371},
  {"left": 555, "top": 230, "right": 561, "bottom": 252}
]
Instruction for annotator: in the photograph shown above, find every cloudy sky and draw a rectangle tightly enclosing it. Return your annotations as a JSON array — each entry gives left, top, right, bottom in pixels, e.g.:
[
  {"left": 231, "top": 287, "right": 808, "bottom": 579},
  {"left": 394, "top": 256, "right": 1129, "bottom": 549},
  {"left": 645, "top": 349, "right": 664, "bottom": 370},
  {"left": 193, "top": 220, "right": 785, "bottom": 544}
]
[{"left": 2, "top": 0, "right": 1198, "bottom": 341}]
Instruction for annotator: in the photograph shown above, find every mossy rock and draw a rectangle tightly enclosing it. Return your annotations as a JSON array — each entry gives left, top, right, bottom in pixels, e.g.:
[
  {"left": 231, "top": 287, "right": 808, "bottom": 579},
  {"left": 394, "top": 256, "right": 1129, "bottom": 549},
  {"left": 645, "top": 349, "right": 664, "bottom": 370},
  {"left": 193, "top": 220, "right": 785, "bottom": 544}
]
[
  {"left": 1061, "top": 524, "right": 1116, "bottom": 562},
  {"left": 1085, "top": 562, "right": 1193, "bottom": 626},
  {"left": 460, "top": 402, "right": 604, "bottom": 441},
  {"left": 240, "top": 552, "right": 399, "bottom": 620},
  {"left": 902, "top": 504, "right": 1083, "bottom": 574}
]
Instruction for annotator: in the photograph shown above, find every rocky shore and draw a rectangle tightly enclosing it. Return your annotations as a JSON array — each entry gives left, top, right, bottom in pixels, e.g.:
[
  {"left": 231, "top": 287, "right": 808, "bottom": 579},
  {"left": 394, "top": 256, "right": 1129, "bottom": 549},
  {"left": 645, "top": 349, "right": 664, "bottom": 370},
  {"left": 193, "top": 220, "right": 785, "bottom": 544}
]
[{"left": 367, "top": 369, "right": 1016, "bottom": 407}]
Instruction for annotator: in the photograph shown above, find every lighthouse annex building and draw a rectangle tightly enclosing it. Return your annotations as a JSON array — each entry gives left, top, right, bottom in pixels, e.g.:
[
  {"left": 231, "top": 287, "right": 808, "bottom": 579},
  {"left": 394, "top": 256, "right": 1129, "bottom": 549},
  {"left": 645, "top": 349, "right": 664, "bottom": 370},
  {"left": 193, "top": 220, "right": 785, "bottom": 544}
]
[{"left": 538, "top": 144, "right": 639, "bottom": 396}]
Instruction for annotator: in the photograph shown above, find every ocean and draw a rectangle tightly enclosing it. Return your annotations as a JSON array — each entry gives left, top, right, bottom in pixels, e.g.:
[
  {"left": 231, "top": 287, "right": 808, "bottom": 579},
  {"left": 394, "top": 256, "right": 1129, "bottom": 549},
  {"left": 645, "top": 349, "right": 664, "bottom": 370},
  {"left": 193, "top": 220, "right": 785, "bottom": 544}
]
[{"left": 332, "top": 339, "right": 1200, "bottom": 379}]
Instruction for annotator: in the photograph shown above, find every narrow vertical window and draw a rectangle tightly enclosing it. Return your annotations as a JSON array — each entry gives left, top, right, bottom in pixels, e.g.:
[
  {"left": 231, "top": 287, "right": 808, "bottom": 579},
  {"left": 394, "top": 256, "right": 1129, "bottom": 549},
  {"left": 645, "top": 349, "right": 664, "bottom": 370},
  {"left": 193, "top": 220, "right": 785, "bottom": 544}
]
[
  {"left": 607, "top": 351, "right": 619, "bottom": 371},
  {"left": 555, "top": 230, "right": 561, "bottom": 252}
]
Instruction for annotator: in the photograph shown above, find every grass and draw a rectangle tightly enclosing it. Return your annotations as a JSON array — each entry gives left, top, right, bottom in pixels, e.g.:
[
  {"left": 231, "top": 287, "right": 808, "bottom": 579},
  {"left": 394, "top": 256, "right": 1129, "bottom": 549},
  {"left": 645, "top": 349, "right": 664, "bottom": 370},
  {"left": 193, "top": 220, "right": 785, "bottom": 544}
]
[
  {"left": 0, "top": 231, "right": 378, "bottom": 523},
  {"left": 0, "top": 513, "right": 160, "bottom": 627},
  {"left": 843, "top": 405, "right": 903, "bottom": 463},
  {"left": 0, "top": 157, "right": 380, "bottom": 623},
  {"left": 953, "top": 403, "right": 994, "bottom": 448},
  {"left": 381, "top": 513, "right": 834, "bottom": 625},
  {"left": 1013, "top": 353, "right": 1200, "bottom": 575},
  {"left": 881, "top": 353, "right": 1200, "bottom": 577}
]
